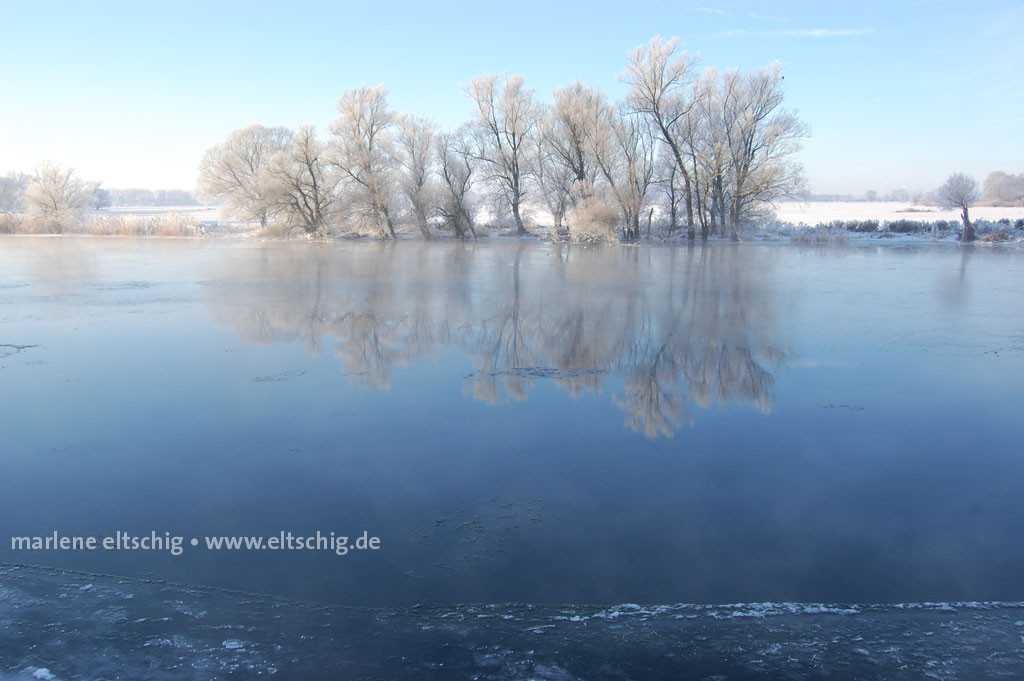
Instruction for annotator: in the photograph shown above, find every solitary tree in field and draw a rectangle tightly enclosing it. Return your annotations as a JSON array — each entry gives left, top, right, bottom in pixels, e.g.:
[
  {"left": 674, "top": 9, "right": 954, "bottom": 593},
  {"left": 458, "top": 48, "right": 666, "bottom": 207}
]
[
  {"left": 197, "top": 125, "right": 291, "bottom": 229},
  {"left": 937, "top": 173, "right": 979, "bottom": 242},
  {"left": 22, "top": 162, "right": 91, "bottom": 233}
]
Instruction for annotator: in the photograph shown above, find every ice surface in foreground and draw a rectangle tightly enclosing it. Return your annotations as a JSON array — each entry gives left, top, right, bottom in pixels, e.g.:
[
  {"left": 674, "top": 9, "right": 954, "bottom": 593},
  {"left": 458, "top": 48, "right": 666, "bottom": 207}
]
[{"left": 3, "top": 564, "right": 1024, "bottom": 680}]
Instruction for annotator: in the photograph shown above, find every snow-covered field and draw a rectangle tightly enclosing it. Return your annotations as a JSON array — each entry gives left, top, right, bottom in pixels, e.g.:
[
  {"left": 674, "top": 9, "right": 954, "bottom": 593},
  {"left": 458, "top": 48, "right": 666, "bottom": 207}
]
[
  {"left": 774, "top": 201, "right": 1024, "bottom": 226},
  {"left": 93, "top": 205, "right": 219, "bottom": 220}
]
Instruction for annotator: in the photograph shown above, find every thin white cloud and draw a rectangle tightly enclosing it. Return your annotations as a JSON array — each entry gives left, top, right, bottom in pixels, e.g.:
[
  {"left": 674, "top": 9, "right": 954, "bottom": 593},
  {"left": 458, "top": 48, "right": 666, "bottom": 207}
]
[
  {"left": 748, "top": 12, "right": 786, "bottom": 21},
  {"left": 691, "top": 6, "right": 729, "bottom": 15},
  {"left": 712, "top": 27, "right": 874, "bottom": 38}
]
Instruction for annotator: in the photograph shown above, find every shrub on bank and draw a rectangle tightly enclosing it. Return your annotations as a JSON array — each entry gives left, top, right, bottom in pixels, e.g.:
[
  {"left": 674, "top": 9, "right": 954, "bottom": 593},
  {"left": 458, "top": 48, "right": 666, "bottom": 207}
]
[
  {"left": 793, "top": 225, "right": 849, "bottom": 244},
  {"left": 844, "top": 219, "right": 880, "bottom": 233},
  {"left": 0, "top": 212, "right": 206, "bottom": 237},
  {"left": 885, "top": 219, "right": 929, "bottom": 233},
  {"left": 567, "top": 198, "right": 620, "bottom": 242},
  {"left": 979, "top": 228, "right": 1011, "bottom": 242}
]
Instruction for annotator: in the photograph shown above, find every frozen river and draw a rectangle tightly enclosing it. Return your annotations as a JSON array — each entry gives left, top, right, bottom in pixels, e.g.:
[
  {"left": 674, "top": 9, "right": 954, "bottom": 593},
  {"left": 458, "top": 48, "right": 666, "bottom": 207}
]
[{"left": 1, "top": 237, "right": 1023, "bottom": 678}]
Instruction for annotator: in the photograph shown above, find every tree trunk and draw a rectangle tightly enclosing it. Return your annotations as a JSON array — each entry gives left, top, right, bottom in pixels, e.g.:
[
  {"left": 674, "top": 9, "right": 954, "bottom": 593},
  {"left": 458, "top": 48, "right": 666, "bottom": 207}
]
[
  {"left": 512, "top": 195, "right": 527, "bottom": 236},
  {"left": 416, "top": 205, "right": 432, "bottom": 239},
  {"left": 684, "top": 176, "right": 695, "bottom": 241},
  {"left": 461, "top": 205, "right": 477, "bottom": 239},
  {"left": 449, "top": 209, "right": 466, "bottom": 239},
  {"left": 960, "top": 207, "right": 976, "bottom": 242},
  {"left": 729, "top": 196, "right": 741, "bottom": 242},
  {"left": 382, "top": 206, "right": 397, "bottom": 239},
  {"left": 716, "top": 176, "right": 727, "bottom": 236}
]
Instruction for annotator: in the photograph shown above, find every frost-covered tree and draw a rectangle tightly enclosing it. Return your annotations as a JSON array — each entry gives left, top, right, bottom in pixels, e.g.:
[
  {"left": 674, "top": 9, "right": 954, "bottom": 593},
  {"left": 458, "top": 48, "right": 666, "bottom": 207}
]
[
  {"left": 330, "top": 85, "right": 398, "bottom": 239},
  {"left": 532, "top": 109, "right": 576, "bottom": 234},
  {"left": 88, "top": 182, "right": 111, "bottom": 210},
  {"left": 22, "top": 162, "right": 91, "bottom": 232},
  {"left": 197, "top": 125, "right": 292, "bottom": 228},
  {"left": 588, "top": 101, "right": 657, "bottom": 240},
  {"left": 655, "top": 150, "right": 685, "bottom": 237},
  {"left": 937, "top": 173, "right": 980, "bottom": 242},
  {"left": 624, "top": 38, "right": 805, "bottom": 240},
  {"left": 268, "top": 125, "right": 338, "bottom": 236},
  {"left": 694, "top": 69, "right": 730, "bottom": 235},
  {"left": 0, "top": 172, "right": 30, "bottom": 212},
  {"left": 622, "top": 36, "right": 700, "bottom": 239},
  {"left": 463, "top": 73, "right": 539, "bottom": 235},
  {"left": 546, "top": 81, "right": 603, "bottom": 203},
  {"left": 395, "top": 114, "right": 437, "bottom": 239},
  {"left": 679, "top": 80, "right": 717, "bottom": 239},
  {"left": 436, "top": 128, "right": 477, "bottom": 239},
  {"left": 719, "top": 63, "right": 807, "bottom": 240}
]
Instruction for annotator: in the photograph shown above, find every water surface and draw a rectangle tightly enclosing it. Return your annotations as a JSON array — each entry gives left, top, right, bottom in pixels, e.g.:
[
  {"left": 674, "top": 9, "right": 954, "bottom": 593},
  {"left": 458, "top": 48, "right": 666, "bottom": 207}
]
[{"left": 2, "top": 237, "right": 1022, "bottom": 607}]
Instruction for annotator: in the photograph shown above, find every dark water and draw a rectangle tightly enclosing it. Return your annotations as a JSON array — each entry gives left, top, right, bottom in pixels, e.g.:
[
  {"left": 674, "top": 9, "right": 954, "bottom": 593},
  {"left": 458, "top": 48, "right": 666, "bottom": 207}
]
[{"left": 2, "top": 237, "right": 1023, "bottom": 608}]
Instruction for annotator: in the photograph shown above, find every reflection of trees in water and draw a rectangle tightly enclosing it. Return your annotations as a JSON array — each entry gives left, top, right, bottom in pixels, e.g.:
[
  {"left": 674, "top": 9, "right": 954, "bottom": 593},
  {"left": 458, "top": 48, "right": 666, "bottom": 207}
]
[{"left": 207, "top": 242, "right": 784, "bottom": 436}]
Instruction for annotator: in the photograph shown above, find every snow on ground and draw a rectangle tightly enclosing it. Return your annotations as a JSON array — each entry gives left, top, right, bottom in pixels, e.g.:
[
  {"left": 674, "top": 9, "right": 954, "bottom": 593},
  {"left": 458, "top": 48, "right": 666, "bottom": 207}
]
[
  {"left": 774, "top": 201, "right": 1024, "bottom": 226},
  {"left": 72, "top": 201, "right": 1024, "bottom": 239}
]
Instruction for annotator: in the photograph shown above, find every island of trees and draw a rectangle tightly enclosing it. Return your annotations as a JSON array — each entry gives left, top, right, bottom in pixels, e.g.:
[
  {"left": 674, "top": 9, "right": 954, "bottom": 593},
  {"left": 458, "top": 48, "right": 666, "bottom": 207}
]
[{"left": 192, "top": 37, "right": 807, "bottom": 241}]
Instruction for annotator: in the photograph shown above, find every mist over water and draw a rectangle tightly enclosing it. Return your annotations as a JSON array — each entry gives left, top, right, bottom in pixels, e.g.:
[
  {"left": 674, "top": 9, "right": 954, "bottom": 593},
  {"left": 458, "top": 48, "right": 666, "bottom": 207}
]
[{"left": 1, "top": 238, "right": 1022, "bottom": 607}]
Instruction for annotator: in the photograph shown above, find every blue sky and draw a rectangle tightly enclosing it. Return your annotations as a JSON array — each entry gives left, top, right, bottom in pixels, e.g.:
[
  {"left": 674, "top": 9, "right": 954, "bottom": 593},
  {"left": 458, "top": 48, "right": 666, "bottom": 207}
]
[{"left": 1, "top": 0, "right": 1021, "bottom": 194}]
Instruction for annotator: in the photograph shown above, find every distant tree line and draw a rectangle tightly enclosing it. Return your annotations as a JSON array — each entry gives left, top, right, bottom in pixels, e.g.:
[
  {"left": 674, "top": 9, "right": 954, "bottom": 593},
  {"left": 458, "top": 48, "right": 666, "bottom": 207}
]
[
  {"left": 104, "top": 188, "right": 199, "bottom": 207},
  {"left": 0, "top": 173, "right": 30, "bottom": 212},
  {"left": 198, "top": 36, "right": 808, "bottom": 241},
  {"left": 981, "top": 171, "right": 1024, "bottom": 206},
  {"left": 0, "top": 167, "right": 200, "bottom": 233}
]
